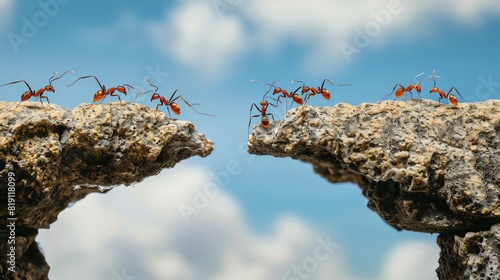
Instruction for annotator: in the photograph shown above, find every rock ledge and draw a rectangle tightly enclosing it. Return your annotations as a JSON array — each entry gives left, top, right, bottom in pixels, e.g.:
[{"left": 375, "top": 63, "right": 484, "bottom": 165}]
[
  {"left": 0, "top": 101, "right": 213, "bottom": 279},
  {"left": 248, "top": 99, "right": 500, "bottom": 279}
]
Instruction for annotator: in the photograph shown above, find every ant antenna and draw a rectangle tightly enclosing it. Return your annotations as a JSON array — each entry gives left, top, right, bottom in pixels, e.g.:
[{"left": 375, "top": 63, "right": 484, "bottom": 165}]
[
  {"left": 134, "top": 88, "right": 153, "bottom": 99},
  {"left": 67, "top": 75, "right": 104, "bottom": 90},
  {"left": 425, "top": 70, "right": 442, "bottom": 87},
  {"left": 0, "top": 80, "right": 34, "bottom": 93},
  {"left": 145, "top": 79, "right": 159, "bottom": 95},
  {"left": 250, "top": 79, "right": 277, "bottom": 99},
  {"left": 323, "top": 79, "right": 351, "bottom": 87},
  {"left": 119, "top": 83, "right": 140, "bottom": 96},
  {"left": 413, "top": 72, "right": 425, "bottom": 85},
  {"left": 49, "top": 70, "right": 74, "bottom": 86}
]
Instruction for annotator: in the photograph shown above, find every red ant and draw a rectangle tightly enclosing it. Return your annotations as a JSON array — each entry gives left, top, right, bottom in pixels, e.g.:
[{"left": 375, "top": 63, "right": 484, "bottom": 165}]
[
  {"left": 67, "top": 75, "right": 138, "bottom": 109},
  {"left": 139, "top": 79, "right": 214, "bottom": 118},
  {"left": 426, "top": 70, "right": 467, "bottom": 106},
  {"left": 250, "top": 80, "right": 302, "bottom": 109},
  {"left": 292, "top": 79, "right": 350, "bottom": 104},
  {"left": 388, "top": 72, "right": 425, "bottom": 100},
  {"left": 248, "top": 99, "right": 275, "bottom": 134},
  {"left": 0, "top": 70, "right": 74, "bottom": 111}
]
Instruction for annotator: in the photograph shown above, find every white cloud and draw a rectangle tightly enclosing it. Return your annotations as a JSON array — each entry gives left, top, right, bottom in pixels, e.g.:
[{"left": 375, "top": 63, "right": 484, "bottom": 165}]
[
  {"left": 147, "top": 2, "right": 248, "bottom": 77},
  {"left": 37, "top": 165, "right": 439, "bottom": 280},
  {"left": 380, "top": 240, "right": 440, "bottom": 280},
  {"left": 146, "top": 0, "right": 500, "bottom": 74},
  {"left": 0, "top": 0, "right": 13, "bottom": 33},
  {"left": 443, "top": 0, "right": 500, "bottom": 24}
]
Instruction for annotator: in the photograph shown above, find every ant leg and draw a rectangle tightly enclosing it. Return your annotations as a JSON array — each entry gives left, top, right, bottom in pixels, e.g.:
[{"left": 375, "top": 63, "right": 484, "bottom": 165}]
[
  {"left": 108, "top": 102, "right": 114, "bottom": 122},
  {"left": 248, "top": 114, "right": 262, "bottom": 135},
  {"left": 97, "top": 95, "right": 108, "bottom": 105},
  {"left": 154, "top": 104, "right": 161, "bottom": 118},
  {"left": 39, "top": 95, "right": 51, "bottom": 107},
  {"left": 248, "top": 103, "right": 262, "bottom": 133},
  {"left": 267, "top": 113, "right": 275, "bottom": 122},
  {"left": 166, "top": 107, "right": 173, "bottom": 119},
  {"left": 304, "top": 93, "right": 313, "bottom": 105},
  {"left": 177, "top": 91, "right": 215, "bottom": 117},
  {"left": 108, "top": 92, "right": 122, "bottom": 104},
  {"left": 267, "top": 96, "right": 282, "bottom": 107},
  {"left": 11, "top": 101, "right": 23, "bottom": 111}
]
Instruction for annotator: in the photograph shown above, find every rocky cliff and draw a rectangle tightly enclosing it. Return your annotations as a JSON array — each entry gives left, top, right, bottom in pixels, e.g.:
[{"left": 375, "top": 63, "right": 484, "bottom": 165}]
[
  {"left": 0, "top": 101, "right": 213, "bottom": 279},
  {"left": 248, "top": 99, "right": 500, "bottom": 279}
]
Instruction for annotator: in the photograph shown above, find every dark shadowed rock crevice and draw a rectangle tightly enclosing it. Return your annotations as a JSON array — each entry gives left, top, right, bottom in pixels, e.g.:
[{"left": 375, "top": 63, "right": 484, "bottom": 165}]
[
  {"left": 0, "top": 101, "right": 213, "bottom": 279},
  {"left": 248, "top": 99, "right": 500, "bottom": 279}
]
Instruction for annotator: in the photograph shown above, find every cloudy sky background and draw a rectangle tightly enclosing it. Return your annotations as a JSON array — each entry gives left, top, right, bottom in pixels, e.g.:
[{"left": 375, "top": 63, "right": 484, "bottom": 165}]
[{"left": 0, "top": 0, "right": 499, "bottom": 279}]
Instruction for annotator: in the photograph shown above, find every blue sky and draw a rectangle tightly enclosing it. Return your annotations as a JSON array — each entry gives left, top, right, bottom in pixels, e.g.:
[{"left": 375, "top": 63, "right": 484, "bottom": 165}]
[{"left": 1, "top": 0, "right": 500, "bottom": 279}]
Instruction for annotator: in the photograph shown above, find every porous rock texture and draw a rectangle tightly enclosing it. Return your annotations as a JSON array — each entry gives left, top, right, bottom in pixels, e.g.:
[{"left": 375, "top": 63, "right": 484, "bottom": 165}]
[
  {"left": 248, "top": 99, "right": 500, "bottom": 279},
  {"left": 0, "top": 101, "right": 213, "bottom": 279}
]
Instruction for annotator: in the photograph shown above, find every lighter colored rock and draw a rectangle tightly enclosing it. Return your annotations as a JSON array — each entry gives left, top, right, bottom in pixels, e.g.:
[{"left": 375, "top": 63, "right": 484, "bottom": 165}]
[
  {"left": 248, "top": 99, "right": 500, "bottom": 280},
  {"left": 0, "top": 101, "right": 213, "bottom": 279},
  {"left": 249, "top": 99, "right": 500, "bottom": 232}
]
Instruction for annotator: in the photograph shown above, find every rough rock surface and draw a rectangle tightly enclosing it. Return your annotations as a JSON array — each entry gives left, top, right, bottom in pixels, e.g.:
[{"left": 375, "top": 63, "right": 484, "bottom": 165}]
[
  {"left": 248, "top": 99, "right": 500, "bottom": 279},
  {"left": 0, "top": 101, "right": 213, "bottom": 279},
  {"left": 437, "top": 224, "right": 500, "bottom": 280}
]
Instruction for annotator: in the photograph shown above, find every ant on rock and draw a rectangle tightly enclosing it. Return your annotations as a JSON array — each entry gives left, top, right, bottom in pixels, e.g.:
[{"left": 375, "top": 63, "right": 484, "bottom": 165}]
[
  {"left": 292, "top": 79, "right": 350, "bottom": 104},
  {"left": 248, "top": 99, "right": 275, "bottom": 134},
  {"left": 138, "top": 79, "right": 215, "bottom": 118},
  {"left": 0, "top": 70, "right": 74, "bottom": 111},
  {"left": 250, "top": 80, "right": 302, "bottom": 110},
  {"left": 387, "top": 72, "right": 425, "bottom": 100},
  {"left": 426, "top": 70, "right": 468, "bottom": 106},
  {"left": 67, "top": 75, "right": 140, "bottom": 109}
]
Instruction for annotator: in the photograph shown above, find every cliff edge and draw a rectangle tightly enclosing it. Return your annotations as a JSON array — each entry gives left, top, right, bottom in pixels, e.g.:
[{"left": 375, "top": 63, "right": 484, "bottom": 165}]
[
  {"left": 248, "top": 99, "right": 500, "bottom": 279},
  {"left": 0, "top": 101, "right": 213, "bottom": 279}
]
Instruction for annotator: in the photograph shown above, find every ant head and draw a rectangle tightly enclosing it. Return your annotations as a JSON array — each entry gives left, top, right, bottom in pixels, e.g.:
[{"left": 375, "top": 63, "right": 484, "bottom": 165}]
[
  {"left": 414, "top": 85, "right": 422, "bottom": 93},
  {"left": 429, "top": 87, "right": 439, "bottom": 93},
  {"left": 273, "top": 87, "right": 282, "bottom": 94},
  {"left": 260, "top": 100, "right": 268, "bottom": 106},
  {"left": 151, "top": 93, "right": 160, "bottom": 102},
  {"left": 45, "top": 85, "right": 55, "bottom": 92}
]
